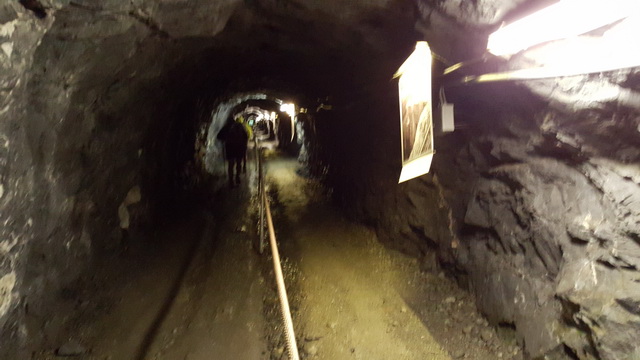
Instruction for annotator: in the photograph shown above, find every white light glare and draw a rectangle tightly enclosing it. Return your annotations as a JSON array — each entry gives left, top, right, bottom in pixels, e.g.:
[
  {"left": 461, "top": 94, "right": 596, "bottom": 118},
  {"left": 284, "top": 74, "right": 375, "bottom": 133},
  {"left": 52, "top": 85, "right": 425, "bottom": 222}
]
[
  {"left": 280, "top": 103, "right": 296, "bottom": 118},
  {"left": 394, "top": 42, "right": 432, "bottom": 105},
  {"left": 472, "top": 14, "right": 640, "bottom": 81},
  {"left": 488, "top": 0, "right": 640, "bottom": 57}
]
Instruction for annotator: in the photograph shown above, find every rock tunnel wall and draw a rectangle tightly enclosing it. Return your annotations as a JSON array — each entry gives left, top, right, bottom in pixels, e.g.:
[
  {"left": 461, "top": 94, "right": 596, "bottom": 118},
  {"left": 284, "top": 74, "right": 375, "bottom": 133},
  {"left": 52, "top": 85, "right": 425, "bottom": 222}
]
[
  {"left": 315, "top": 60, "right": 640, "bottom": 360},
  {"left": 0, "top": 1, "right": 242, "bottom": 356},
  {"left": 303, "top": 3, "right": 640, "bottom": 359}
]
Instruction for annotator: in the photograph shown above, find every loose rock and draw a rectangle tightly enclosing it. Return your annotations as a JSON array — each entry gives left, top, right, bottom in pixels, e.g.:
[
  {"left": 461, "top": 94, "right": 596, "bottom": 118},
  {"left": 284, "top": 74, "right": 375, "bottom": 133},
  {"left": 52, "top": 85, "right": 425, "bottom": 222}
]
[
  {"left": 56, "top": 340, "right": 87, "bottom": 356},
  {"left": 273, "top": 346, "right": 284, "bottom": 358},
  {"left": 481, "top": 329, "right": 493, "bottom": 342},
  {"left": 451, "top": 348, "right": 465, "bottom": 359},
  {"left": 304, "top": 343, "right": 318, "bottom": 356}
]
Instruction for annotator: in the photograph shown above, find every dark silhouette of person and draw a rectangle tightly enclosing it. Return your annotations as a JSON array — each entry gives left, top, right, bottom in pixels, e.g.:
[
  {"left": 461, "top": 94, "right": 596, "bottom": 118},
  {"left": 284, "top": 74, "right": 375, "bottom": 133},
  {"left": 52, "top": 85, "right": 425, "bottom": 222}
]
[
  {"left": 237, "top": 116, "right": 253, "bottom": 174},
  {"left": 217, "top": 117, "right": 249, "bottom": 187}
]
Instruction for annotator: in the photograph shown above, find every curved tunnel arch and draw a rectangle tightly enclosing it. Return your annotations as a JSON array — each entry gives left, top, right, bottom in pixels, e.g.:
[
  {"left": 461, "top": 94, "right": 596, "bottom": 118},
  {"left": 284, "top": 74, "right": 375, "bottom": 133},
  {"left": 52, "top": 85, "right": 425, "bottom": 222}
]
[
  {"left": 202, "top": 93, "right": 298, "bottom": 178},
  {"left": 9, "top": 2, "right": 416, "bottom": 333}
]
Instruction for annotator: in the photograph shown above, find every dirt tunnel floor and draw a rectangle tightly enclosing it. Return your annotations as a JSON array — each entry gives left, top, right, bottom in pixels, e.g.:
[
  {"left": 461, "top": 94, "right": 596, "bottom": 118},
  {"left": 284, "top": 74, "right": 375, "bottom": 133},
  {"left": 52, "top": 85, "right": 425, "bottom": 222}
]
[
  {"left": 264, "top": 156, "right": 522, "bottom": 360},
  {"left": 34, "top": 154, "right": 523, "bottom": 360},
  {"left": 34, "top": 165, "right": 268, "bottom": 360}
]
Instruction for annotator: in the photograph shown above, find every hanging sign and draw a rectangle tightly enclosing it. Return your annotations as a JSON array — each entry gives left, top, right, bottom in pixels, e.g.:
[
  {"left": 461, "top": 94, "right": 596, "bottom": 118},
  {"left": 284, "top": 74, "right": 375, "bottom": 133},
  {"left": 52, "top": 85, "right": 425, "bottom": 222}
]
[{"left": 395, "top": 41, "right": 434, "bottom": 183}]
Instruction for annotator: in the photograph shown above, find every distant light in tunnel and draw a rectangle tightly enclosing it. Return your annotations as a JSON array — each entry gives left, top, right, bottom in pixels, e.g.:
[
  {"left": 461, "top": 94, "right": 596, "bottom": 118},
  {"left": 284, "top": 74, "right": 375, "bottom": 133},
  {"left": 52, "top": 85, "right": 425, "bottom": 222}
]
[
  {"left": 279, "top": 104, "right": 297, "bottom": 142},
  {"left": 280, "top": 103, "right": 296, "bottom": 118},
  {"left": 487, "top": 0, "right": 640, "bottom": 57}
]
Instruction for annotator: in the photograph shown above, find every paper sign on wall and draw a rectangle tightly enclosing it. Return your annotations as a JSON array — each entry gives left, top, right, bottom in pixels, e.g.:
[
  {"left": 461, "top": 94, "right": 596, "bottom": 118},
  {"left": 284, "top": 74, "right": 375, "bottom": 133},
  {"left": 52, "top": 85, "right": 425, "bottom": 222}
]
[{"left": 395, "top": 42, "right": 434, "bottom": 183}]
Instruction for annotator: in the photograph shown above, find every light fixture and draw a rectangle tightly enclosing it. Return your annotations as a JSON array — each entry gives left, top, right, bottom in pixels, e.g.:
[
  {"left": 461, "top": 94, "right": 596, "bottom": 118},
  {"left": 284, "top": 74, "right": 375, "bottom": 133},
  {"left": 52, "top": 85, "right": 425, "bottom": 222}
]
[
  {"left": 280, "top": 103, "right": 296, "bottom": 118},
  {"left": 488, "top": 0, "right": 640, "bottom": 57},
  {"left": 279, "top": 103, "right": 297, "bottom": 142},
  {"left": 467, "top": 13, "right": 640, "bottom": 83}
]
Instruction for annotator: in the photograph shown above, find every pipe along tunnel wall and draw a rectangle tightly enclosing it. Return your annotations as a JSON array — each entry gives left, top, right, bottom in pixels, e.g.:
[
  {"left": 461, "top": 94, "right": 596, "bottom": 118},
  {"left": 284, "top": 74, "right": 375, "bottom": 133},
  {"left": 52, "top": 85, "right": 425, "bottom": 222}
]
[{"left": 1, "top": 1, "right": 640, "bottom": 359}]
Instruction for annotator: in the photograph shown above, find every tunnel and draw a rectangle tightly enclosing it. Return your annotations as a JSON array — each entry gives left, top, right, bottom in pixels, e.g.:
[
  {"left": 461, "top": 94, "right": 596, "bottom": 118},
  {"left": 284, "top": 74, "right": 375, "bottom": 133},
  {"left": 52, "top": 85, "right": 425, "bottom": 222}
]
[{"left": 1, "top": 0, "right": 640, "bottom": 359}]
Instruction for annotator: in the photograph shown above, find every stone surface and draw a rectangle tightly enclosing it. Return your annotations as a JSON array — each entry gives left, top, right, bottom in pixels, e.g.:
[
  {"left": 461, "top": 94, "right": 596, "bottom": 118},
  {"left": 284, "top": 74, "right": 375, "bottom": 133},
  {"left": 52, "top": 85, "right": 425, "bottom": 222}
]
[
  {"left": 56, "top": 339, "right": 87, "bottom": 356},
  {"left": 2, "top": 0, "right": 639, "bottom": 359},
  {"left": 312, "top": 3, "right": 640, "bottom": 356},
  {"left": 0, "top": 0, "right": 246, "bottom": 357},
  {"left": 320, "top": 76, "right": 640, "bottom": 359},
  {"left": 318, "top": 3, "right": 640, "bottom": 359}
]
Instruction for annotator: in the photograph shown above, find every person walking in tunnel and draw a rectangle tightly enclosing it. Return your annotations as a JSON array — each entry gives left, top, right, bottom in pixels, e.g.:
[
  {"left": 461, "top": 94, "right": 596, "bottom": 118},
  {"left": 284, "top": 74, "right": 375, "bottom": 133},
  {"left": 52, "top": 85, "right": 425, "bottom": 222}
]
[
  {"left": 217, "top": 115, "right": 249, "bottom": 187},
  {"left": 238, "top": 116, "right": 253, "bottom": 174}
]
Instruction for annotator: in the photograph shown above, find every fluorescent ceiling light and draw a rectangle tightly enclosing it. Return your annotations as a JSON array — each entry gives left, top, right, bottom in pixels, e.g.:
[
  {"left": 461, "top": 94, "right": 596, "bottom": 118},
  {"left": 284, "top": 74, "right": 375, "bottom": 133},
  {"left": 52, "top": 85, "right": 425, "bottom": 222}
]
[
  {"left": 471, "top": 14, "right": 640, "bottom": 82},
  {"left": 488, "top": 0, "right": 640, "bottom": 57}
]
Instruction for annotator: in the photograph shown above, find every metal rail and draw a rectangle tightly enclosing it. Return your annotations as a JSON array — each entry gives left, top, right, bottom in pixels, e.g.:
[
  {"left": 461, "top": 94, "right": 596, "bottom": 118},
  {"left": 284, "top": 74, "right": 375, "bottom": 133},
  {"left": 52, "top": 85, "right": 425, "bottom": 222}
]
[{"left": 255, "top": 142, "right": 300, "bottom": 360}]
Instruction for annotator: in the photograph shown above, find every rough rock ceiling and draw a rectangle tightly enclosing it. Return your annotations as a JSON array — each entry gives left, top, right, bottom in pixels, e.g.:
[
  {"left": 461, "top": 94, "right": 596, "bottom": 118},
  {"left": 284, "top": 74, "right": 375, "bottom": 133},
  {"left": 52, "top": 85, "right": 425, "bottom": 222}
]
[{"left": 11, "top": 0, "right": 637, "bottom": 114}]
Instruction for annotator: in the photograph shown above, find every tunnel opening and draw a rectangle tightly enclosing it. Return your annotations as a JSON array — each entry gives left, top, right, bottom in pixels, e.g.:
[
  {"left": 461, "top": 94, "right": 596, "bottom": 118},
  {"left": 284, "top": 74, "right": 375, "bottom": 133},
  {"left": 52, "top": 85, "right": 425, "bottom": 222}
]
[{"left": 202, "top": 94, "right": 302, "bottom": 171}]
